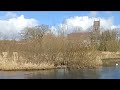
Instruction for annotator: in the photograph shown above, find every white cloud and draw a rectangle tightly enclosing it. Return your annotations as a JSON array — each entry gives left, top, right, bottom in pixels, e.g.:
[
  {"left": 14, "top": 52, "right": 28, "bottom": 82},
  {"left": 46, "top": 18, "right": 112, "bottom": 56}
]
[
  {"left": 0, "top": 11, "right": 118, "bottom": 39},
  {"left": 49, "top": 26, "right": 58, "bottom": 36},
  {"left": 51, "top": 15, "right": 119, "bottom": 34},
  {"left": 0, "top": 12, "right": 39, "bottom": 39}
]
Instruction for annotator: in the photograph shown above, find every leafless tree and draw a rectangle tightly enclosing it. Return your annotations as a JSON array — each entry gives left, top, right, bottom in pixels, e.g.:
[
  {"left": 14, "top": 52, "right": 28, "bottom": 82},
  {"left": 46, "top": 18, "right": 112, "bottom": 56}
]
[{"left": 20, "top": 24, "right": 50, "bottom": 41}]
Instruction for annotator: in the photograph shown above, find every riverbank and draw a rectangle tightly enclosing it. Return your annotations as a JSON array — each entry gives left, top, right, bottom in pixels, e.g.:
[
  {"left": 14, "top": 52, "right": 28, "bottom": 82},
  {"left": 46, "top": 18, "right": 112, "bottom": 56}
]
[
  {"left": 0, "top": 51, "right": 120, "bottom": 71},
  {"left": 101, "top": 58, "right": 120, "bottom": 66},
  {"left": 97, "top": 51, "right": 120, "bottom": 66},
  {"left": 0, "top": 61, "right": 67, "bottom": 71}
]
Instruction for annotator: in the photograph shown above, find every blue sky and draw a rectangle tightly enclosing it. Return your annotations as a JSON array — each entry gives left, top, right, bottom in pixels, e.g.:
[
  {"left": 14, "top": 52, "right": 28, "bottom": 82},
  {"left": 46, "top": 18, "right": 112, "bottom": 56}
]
[
  {"left": 16, "top": 11, "right": 119, "bottom": 25},
  {"left": 0, "top": 11, "right": 119, "bottom": 38},
  {"left": 0, "top": 11, "right": 119, "bottom": 26},
  {"left": 13, "top": 11, "right": 120, "bottom": 26}
]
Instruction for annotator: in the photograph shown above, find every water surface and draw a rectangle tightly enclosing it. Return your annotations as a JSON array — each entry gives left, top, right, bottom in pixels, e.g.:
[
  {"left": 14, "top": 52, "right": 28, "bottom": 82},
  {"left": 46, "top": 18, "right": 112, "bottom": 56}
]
[{"left": 0, "top": 65, "right": 120, "bottom": 79}]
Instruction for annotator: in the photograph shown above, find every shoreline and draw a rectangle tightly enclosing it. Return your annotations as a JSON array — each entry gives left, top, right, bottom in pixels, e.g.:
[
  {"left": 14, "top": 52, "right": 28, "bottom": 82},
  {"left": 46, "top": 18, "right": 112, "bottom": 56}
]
[
  {"left": 0, "top": 65, "right": 67, "bottom": 71},
  {"left": 0, "top": 51, "right": 119, "bottom": 71}
]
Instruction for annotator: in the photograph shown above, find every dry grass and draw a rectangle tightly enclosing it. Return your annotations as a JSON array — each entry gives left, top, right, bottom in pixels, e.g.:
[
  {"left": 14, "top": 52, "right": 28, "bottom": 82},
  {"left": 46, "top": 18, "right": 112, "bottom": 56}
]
[
  {"left": 0, "top": 33, "right": 103, "bottom": 70},
  {"left": 0, "top": 52, "right": 55, "bottom": 71},
  {"left": 66, "top": 51, "right": 103, "bottom": 69},
  {"left": 0, "top": 25, "right": 120, "bottom": 70},
  {"left": 0, "top": 60, "right": 55, "bottom": 71}
]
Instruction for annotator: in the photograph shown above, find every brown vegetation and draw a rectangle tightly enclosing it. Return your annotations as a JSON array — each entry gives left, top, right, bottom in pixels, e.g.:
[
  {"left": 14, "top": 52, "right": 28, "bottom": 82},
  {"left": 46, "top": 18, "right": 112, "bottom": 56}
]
[{"left": 0, "top": 23, "right": 120, "bottom": 70}]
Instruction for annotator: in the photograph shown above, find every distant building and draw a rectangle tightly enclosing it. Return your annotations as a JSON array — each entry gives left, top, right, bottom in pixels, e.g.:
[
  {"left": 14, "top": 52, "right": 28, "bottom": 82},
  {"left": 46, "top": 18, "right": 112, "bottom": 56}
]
[
  {"left": 93, "top": 20, "right": 100, "bottom": 34},
  {"left": 67, "top": 20, "right": 101, "bottom": 45},
  {"left": 91, "top": 20, "right": 101, "bottom": 44},
  {"left": 67, "top": 32, "right": 90, "bottom": 41}
]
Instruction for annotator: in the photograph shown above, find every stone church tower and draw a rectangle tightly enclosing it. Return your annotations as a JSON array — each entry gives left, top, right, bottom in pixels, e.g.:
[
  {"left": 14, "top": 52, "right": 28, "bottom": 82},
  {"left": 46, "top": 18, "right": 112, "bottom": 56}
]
[
  {"left": 93, "top": 20, "right": 100, "bottom": 34},
  {"left": 91, "top": 20, "right": 101, "bottom": 44}
]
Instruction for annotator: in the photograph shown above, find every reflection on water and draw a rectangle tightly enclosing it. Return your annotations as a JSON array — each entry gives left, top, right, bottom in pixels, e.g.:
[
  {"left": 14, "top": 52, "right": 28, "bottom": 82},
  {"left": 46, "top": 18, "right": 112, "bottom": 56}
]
[{"left": 0, "top": 66, "right": 120, "bottom": 79}]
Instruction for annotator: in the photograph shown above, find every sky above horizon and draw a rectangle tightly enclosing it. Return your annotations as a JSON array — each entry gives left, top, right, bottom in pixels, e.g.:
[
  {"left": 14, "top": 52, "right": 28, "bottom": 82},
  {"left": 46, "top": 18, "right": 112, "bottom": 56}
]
[{"left": 0, "top": 11, "right": 120, "bottom": 38}]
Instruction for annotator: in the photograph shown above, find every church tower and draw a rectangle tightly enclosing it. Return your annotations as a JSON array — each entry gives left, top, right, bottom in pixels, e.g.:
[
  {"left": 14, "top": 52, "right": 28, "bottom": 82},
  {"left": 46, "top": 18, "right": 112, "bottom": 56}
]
[
  {"left": 91, "top": 20, "right": 101, "bottom": 44},
  {"left": 93, "top": 20, "right": 100, "bottom": 34}
]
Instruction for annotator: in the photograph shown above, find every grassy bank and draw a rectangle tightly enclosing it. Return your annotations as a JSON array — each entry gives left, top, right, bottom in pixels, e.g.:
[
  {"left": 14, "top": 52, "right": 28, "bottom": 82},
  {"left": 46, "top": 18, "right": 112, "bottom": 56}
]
[
  {"left": 2, "top": 25, "right": 120, "bottom": 70},
  {"left": 1, "top": 51, "right": 120, "bottom": 71},
  {"left": 0, "top": 61, "right": 55, "bottom": 71},
  {"left": 0, "top": 51, "right": 102, "bottom": 71},
  {"left": 1, "top": 41, "right": 120, "bottom": 70},
  {"left": 0, "top": 38, "right": 103, "bottom": 70},
  {"left": 1, "top": 35, "right": 120, "bottom": 70},
  {"left": 101, "top": 58, "right": 120, "bottom": 66}
]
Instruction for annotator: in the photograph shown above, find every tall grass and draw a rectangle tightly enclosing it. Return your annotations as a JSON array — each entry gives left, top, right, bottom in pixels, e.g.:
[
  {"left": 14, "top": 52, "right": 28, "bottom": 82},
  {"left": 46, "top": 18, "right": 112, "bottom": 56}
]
[
  {"left": 0, "top": 28, "right": 105, "bottom": 70},
  {"left": 0, "top": 23, "right": 120, "bottom": 70}
]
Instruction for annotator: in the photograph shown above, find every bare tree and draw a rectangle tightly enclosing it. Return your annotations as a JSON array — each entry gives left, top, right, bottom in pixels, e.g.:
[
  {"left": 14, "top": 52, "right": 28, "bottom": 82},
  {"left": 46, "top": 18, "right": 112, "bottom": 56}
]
[
  {"left": 73, "top": 27, "right": 83, "bottom": 32},
  {"left": 20, "top": 24, "right": 50, "bottom": 41},
  {"left": 98, "top": 30, "right": 119, "bottom": 51}
]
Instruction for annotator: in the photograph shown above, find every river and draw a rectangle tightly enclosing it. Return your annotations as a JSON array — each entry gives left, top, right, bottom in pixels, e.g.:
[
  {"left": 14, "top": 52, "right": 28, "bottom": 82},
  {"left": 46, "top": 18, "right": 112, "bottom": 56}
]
[{"left": 0, "top": 65, "right": 120, "bottom": 79}]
